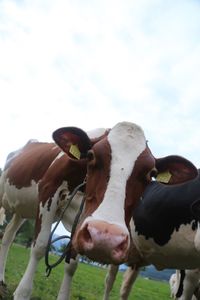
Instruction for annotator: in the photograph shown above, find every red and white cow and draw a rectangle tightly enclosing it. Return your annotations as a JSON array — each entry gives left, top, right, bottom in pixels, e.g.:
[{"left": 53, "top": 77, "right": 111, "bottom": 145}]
[
  {"left": 72, "top": 130, "right": 198, "bottom": 264},
  {"left": 70, "top": 121, "right": 200, "bottom": 300},
  {"left": 0, "top": 126, "right": 108, "bottom": 300},
  {"left": 0, "top": 121, "right": 197, "bottom": 300},
  {"left": 103, "top": 264, "right": 140, "bottom": 300}
]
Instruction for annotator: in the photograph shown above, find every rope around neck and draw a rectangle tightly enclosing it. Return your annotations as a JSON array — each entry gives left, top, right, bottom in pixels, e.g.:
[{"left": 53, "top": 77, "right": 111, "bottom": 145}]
[{"left": 45, "top": 180, "right": 86, "bottom": 277}]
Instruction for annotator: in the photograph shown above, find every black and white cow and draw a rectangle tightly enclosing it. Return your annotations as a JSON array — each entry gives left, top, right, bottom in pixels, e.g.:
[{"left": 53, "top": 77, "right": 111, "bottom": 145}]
[
  {"left": 130, "top": 171, "right": 200, "bottom": 270},
  {"left": 104, "top": 171, "right": 200, "bottom": 300},
  {"left": 169, "top": 269, "right": 200, "bottom": 300}
]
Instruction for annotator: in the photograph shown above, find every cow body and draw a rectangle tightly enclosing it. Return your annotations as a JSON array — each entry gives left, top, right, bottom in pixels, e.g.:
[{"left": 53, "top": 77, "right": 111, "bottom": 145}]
[
  {"left": 0, "top": 121, "right": 156, "bottom": 299},
  {"left": 0, "top": 127, "right": 107, "bottom": 300},
  {"left": 169, "top": 269, "right": 200, "bottom": 300},
  {"left": 130, "top": 175, "right": 200, "bottom": 269},
  {"left": 103, "top": 175, "right": 200, "bottom": 300},
  {"left": 1, "top": 121, "right": 198, "bottom": 300},
  {"left": 0, "top": 141, "right": 85, "bottom": 300}
]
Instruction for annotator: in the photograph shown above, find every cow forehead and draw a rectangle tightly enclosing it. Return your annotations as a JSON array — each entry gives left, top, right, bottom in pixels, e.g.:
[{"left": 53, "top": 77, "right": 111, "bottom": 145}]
[
  {"left": 92, "top": 122, "right": 147, "bottom": 225},
  {"left": 108, "top": 122, "right": 146, "bottom": 166}
]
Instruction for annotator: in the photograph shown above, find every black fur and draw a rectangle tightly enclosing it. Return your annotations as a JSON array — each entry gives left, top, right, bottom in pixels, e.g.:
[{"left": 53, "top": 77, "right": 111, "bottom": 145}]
[{"left": 133, "top": 173, "right": 200, "bottom": 245}]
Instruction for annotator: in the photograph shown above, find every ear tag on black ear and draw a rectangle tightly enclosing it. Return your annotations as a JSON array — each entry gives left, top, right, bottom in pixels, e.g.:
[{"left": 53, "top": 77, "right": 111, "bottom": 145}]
[
  {"left": 157, "top": 171, "right": 172, "bottom": 183},
  {"left": 69, "top": 144, "right": 81, "bottom": 159}
]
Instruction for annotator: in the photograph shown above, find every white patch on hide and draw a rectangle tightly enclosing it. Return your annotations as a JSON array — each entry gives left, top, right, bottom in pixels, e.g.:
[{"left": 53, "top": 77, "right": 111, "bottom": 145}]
[
  {"left": 194, "top": 223, "right": 200, "bottom": 252},
  {"left": 92, "top": 122, "right": 146, "bottom": 229},
  {"left": 1, "top": 178, "right": 38, "bottom": 218},
  {"left": 131, "top": 220, "right": 200, "bottom": 269}
]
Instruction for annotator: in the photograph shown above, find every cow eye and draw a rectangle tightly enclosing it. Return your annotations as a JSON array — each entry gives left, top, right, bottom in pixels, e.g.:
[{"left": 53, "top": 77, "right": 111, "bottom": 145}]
[
  {"left": 146, "top": 168, "right": 157, "bottom": 182},
  {"left": 150, "top": 168, "right": 158, "bottom": 179},
  {"left": 87, "top": 150, "right": 95, "bottom": 162}
]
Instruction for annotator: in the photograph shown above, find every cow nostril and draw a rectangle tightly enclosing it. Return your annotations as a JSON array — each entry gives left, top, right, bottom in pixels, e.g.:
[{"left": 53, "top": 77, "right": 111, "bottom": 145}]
[
  {"left": 78, "top": 223, "right": 94, "bottom": 251},
  {"left": 112, "top": 235, "right": 129, "bottom": 261},
  {"left": 117, "top": 236, "right": 128, "bottom": 252},
  {"left": 82, "top": 225, "right": 92, "bottom": 243}
]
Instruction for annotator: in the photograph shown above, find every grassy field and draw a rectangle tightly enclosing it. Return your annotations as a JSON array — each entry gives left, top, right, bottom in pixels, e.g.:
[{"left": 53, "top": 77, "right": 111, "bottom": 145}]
[{"left": 3, "top": 244, "right": 171, "bottom": 299}]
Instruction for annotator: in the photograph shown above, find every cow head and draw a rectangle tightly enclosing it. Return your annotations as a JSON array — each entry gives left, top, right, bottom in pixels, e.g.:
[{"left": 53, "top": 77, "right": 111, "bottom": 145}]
[{"left": 53, "top": 122, "right": 156, "bottom": 264}]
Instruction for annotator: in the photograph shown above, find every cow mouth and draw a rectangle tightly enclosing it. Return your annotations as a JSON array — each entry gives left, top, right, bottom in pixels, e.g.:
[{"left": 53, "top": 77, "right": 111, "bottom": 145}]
[{"left": 72, "top": 219, "right": 130, "bottom": 265}]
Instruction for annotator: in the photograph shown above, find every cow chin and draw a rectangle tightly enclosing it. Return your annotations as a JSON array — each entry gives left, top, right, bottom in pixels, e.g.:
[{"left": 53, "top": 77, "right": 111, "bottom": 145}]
[
  {"left": 73, "top": 219, "right": 130, "bottom": 265},
  {"left": 77, "top": 245, "right": 128, "bottom": 265}
]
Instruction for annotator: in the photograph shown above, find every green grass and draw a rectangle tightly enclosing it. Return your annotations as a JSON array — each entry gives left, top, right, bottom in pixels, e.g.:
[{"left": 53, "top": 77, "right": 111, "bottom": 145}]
[{"left": 3, "top": 244, "right": 171, "bottom": 299}]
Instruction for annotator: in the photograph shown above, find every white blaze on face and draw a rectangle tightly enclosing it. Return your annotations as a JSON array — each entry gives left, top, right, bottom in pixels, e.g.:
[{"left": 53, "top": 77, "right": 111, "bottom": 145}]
[{"left": 92, "top": 122, "right": 146, "bottom": 228}]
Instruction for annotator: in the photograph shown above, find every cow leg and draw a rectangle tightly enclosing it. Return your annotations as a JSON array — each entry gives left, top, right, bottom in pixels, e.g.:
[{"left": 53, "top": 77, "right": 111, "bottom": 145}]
[
  {"left": 169, "top": 271, "right": 180, "bottom": 299},
  {"left": 176, "top": 269, "right": 200, "bottom": 300},
  {"left": 103, "top": 264, "right": 119, "bottom": 300},
  {"left": 193, "top": 281, "right": 200, "bottom": 300},
  {"left": 120, "top": 265, "right": 140, "bottom": 300},
  {"left": 0, "top": 214, "right": 25, "bottom": 297},
  {"left": 13, "top": 203, "right": 58, "bottom": 300},
  {"left": 57, "top": 255, "right": 79, "bottom": 300}
]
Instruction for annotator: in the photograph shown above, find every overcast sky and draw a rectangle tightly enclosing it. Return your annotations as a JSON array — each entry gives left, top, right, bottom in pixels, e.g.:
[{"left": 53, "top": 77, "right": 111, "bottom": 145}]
[
  {"left": 1, "top": 0, "right": 200, "bottom": 169},
  {"left": 1, "top": 0, "right": 200, "bottom": 236}
]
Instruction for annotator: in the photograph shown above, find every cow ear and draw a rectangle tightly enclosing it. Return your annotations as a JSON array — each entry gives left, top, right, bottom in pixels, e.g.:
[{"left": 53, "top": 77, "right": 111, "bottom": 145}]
[
  {"left": 155, "top": 155, "right": 198, "bottom": 185},
  {"left": 52, "top": 127, "right": 92, "bottom": 159}
]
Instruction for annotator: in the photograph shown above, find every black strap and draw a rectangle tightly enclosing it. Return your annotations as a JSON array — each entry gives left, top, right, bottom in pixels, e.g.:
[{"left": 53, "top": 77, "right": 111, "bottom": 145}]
[{"left": 45, "top": 181, "right": 86, "bottom": 277}]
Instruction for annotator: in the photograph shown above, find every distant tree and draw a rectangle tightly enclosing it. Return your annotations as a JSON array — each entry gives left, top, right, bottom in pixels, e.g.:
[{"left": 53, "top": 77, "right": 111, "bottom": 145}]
[
  {"left": 14, "top": 219, "right": 35, "bottom": 246},
  {"left": 1, "top": 215, "right": 35, "bottom": 245},
  {"left": 58, "top": 242, "right": 68, "bottom": 255}
]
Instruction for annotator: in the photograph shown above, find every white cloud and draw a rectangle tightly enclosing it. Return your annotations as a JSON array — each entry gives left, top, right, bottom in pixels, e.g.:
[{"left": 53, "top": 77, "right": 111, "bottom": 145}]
[{"left": 0, "top": 0, "right": 200, "bottom": 171}]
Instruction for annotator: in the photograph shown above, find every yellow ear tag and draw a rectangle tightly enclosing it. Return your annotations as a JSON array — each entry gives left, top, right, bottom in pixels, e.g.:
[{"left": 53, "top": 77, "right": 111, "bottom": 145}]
[
  {"left": 69, "top": 144, "right": 81, "bottom": 160},
  {"left": 157, "top": 171, "right": 172, "bottom": 183}
]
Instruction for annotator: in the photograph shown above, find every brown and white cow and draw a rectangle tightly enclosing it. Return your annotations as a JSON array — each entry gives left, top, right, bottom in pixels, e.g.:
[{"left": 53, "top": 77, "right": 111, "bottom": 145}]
[
  {"left": 72, "top": 122, "right": 158, "bottom": 265},
  {"left": 0, "top": 121, "right": 197, "bottom": 300},
  {"left": 0, "top": 122, "right": 154, "bottom": 300},
  {"left": 71, "top": 126, "right": 198, "bottom": 265},
  {"left": 0, "top": 126, "right": 108, "bottom": 300}
]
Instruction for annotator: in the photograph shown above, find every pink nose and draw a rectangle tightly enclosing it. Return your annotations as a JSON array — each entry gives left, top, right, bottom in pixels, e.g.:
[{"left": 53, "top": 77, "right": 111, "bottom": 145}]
[{"left": 74, "top": 219, "right": 130, "bottom": 264}]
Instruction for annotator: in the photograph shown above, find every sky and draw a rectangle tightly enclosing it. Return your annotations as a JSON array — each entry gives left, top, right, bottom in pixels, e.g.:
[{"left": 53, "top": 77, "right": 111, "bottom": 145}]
[
  {"left": 1, "top": 0, "right": 200, "bottom": 167},
  {"left": 1, "top": 0, "right": 200, "bottom": 234}
]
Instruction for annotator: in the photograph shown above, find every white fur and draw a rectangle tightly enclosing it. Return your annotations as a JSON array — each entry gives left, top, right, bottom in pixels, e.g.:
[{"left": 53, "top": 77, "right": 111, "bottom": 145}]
[
  {"left": 13, "top": 180, "right": 84, "bottom": 300},
  {"left": 0, "top": 148, "right": 84, "bottom": 300},
  {"left": 194, "top": 223, "right": 200, "bottom": 252},
  {"left": 130, "top": 220, "right": 200, "bottom": 269},
  {"left": 103, "top": 265, "right": 119, "bottom": 300},
  {"left": 92, "top": 122, "right": 146, "bottom": 229},
  {"left": 169, "top": 269, "right": 200, "bottom": 300},
  {"left": 169, "top": 272, "right": 179, "bottom": 298},
  {"left": 2, "top": 178, "right": 38, "bottom": 218},
  {"left": 0, "top": 208, "right": 6, "bottom": 225}
]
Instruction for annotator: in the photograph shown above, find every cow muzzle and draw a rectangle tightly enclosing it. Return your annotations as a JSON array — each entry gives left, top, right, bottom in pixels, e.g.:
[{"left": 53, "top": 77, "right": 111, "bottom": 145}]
[{"left": 73, "top": 218, "right": 130, "bottom": 264}]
